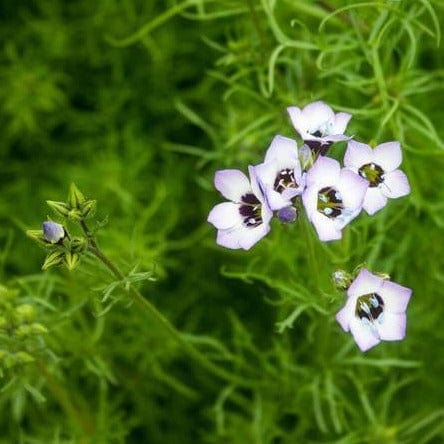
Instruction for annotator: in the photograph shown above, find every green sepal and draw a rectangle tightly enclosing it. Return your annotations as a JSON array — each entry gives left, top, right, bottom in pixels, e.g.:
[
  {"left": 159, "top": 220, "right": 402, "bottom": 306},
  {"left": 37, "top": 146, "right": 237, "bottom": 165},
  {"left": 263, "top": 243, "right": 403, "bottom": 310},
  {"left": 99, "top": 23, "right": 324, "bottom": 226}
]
[
  {"left": 46, "top": 200, "right": 70, "bottom": 218},
  {"left": 64, "top": 251, "right": 80, "bottom": 271},
  {"left": 26, "top": 230, "right": 48, "bottom": 247},
  {"left": 42, "top": 250, "right": 65, "bottom": 270},
  {"left": 67, "top": 208, "right": 82, "bottom": 221},
  {"left": 68, "top": 183, "right": 86, "bottom": 209},
  {"left": 80, "top": 199, "right": 97, "bottom": 218},
  {"left": 70, "top": 237, "right": 87, "bottom": 253}
]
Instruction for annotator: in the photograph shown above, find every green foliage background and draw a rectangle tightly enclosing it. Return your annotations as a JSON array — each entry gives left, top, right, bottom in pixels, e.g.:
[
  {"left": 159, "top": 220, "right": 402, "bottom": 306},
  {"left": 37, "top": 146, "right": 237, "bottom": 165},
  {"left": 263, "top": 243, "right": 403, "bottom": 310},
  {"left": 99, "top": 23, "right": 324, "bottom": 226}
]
[{"left": 0, "top": 0, "right": 443, "bottom": 442}]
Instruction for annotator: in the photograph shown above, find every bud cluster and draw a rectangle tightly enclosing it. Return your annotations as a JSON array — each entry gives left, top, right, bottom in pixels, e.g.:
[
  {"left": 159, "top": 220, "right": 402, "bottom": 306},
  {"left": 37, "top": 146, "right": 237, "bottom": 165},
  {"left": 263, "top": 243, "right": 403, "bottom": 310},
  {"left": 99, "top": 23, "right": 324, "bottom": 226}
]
[
  {"left": 0, "top": 285, "right": 48, "bottom": 374},
  {"left": 27, "top": 183, "right": 94, "bottom": 271}
]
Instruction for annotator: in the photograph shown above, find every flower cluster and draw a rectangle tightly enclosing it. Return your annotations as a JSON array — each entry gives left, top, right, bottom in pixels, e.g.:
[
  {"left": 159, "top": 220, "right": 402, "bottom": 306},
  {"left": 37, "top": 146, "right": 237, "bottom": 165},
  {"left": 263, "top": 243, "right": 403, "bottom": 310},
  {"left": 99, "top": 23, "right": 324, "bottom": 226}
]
[
  {"left": 208, "top": 101, "right": 410, "bottom": 248},
  {"left": 334, "top": 268, "right": 412, "bottom": 352}
]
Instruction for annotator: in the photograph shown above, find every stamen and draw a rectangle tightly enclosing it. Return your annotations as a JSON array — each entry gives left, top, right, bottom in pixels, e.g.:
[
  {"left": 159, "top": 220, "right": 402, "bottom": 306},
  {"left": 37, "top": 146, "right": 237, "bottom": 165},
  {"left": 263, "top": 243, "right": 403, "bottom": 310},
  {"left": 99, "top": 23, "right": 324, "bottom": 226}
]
[
  {"left": 274, "top": 169, "right": 297, "bottom": 193},
  {"left": 317, "top": 187, "right": 344, "bottom": 218},
  {"left": 359, "top": 163, "right": 384, "bottom": 187},
  {"left": 355, "top": 293, "right": 384, "bottom": 324}
]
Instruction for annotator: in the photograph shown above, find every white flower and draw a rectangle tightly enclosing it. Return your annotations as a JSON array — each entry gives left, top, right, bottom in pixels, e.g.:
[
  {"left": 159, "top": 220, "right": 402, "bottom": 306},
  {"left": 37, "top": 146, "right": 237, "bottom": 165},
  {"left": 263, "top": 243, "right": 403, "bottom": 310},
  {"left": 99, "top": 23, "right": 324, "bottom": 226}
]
[
  {"left": 253, "top": 135, "right": 305, "bottom": 211},
  {"left": 287, "top": 101, "right": 352, "bottom": 152},
  {"left": 207, "top": 168, "right": 272, "bottom": 250},
  {"left": 344, "top": 140, "right": 411, "bottom": 215},
  {"left": 336, "top": 268, "right": 412, "bottom": 352},
  {"left": 302, "top": 156, "right": 368, "bottom": 241}
]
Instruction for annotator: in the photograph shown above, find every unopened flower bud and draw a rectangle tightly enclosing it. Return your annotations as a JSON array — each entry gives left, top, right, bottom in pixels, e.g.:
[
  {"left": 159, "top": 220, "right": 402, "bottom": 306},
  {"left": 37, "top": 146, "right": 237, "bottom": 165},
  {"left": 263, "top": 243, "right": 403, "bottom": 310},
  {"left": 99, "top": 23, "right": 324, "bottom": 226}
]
[
  {"left": 42, "top": 221, "right": 65, "bottom": 244},
  {"left": 332, "top": 269, "right": 352, "bottom": 291},
  {"left": 278, "top": 206, "right": 298, "bottom": 224}
]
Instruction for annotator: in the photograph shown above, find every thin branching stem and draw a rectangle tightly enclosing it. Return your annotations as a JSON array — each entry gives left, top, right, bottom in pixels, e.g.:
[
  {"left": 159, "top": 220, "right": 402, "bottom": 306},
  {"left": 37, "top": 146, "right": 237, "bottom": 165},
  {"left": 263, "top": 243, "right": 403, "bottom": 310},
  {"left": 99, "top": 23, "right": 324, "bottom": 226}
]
[{"left": 79, "top": 219, "right": 260, "bottom": 388}]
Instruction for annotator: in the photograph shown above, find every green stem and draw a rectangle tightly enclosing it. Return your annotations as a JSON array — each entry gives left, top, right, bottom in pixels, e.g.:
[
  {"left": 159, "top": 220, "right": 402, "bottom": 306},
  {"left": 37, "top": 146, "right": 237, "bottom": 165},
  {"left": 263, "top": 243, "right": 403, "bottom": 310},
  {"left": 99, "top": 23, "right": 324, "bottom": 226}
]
[
  {"left": 79, "top": 220, "right": 257, "bottom": 387},
  {"left": 36, "top": 358, "right": 94, "bottom": 438}
]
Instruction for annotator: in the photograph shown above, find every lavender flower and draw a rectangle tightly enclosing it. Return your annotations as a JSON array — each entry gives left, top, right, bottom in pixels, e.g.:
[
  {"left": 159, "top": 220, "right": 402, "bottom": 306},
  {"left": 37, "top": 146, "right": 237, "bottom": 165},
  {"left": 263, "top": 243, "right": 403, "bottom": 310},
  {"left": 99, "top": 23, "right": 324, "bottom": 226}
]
[
  {"left": 207, "top": 168, "right": 272, "bottom": 250},
  {"left": 254, "top": 135, "right": 305, "bottom": 211},
  {"left": 344, "top": 140, "right": 411, "bottom": 215},
  {"left": 42, "top": 221, "right": 65, "bottom": 244},
  {"left": 336, "top": 268, "right": 412, "bottom": 352},
  {"left": 302, "top": 156, "right": 368, "bottom": 241},
  {"left": 287, "top": 101, "right": 351, "bottom": 154}
]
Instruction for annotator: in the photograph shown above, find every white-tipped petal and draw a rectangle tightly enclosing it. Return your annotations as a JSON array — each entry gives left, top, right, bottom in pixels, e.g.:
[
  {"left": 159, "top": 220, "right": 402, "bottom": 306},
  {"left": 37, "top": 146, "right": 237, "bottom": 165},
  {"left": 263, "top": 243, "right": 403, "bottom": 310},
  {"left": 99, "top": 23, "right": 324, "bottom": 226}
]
[
  {"left": 333, "top": 112, "right": 352, "bottom": 134},
  {"left": 215, "top": 169, "right": 251, "bottom": 202},
  {"left": 373, "top": 141, "right": 402, "bottom": 171},
  {"left": 287, "top": 106, "right": 307, "bottom": 137},
  {"left": 238, "top": 223, "right": 270, "bottom": 250},
  {"left": 311, "top": 212, "right": 342, "bottom": 241},
  {"left": 381, "top": 170, "right": 411, "bottom": 198},
  {"left": 216, "top": 227, "right": 243, "bottom": 249},
  {"left": 344, "top": 140, "right": 373, "bottom": 169},
  {"left": 348, "top": 269, "right": 383, "bottom": 298},
  {"left": 338, "top": 169, "right": 368, "bottom": 209},
  {"left": 306, "top": 156, "right": 341, "bottom": 188},
  {"left": 379, "top": 281, "right": 412, "bottom": 313},
  {"left": 265, "top": 135, "right": 299, "bottom": 167},
  {"left": 349, "top": 317, "right": 380, "bottom": 352},
  {"left": 377, "top": 312, "right": 406, "bottom": 341},
  {"left": 363, "top": 188, "right": 388, "bottom": 215},
  {"left": 207, "top": 202, "right": 242, "bottom": 230}
]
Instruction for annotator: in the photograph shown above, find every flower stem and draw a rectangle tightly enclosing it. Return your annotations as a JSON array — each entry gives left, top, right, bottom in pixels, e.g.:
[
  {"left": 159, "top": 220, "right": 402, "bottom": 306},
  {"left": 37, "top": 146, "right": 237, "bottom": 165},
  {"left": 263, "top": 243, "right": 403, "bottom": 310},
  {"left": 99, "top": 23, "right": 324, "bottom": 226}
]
[{"left": 79, "top": 220, "right": 257, "bottom": 387}]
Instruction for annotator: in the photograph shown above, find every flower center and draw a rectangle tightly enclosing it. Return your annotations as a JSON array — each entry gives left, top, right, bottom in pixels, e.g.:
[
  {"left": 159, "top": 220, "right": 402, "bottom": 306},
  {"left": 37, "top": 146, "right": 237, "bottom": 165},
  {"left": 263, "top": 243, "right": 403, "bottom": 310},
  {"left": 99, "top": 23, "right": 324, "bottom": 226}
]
[
  {"left": 355, "top": 293, "right": 384, "bottom": 323},
  {"left": 317, "top": 187, "right": 344, "bottom": 218},
  {"left": 239, "top": 193, "right": 262, "bottom": 227},
  {"left": 358, "top": 163, "right": 384, "bottom": 187},
  {"left": 274, "top": 168, "right": 298, "bottom": 193}
]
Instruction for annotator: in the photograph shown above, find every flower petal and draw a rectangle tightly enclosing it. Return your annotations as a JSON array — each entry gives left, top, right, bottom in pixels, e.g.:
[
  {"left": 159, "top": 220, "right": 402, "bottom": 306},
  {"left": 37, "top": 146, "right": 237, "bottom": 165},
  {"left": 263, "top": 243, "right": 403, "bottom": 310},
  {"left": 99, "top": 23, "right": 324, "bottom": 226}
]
[
  {"left": 380, "top": 170, "right": 411, "bottom": 198},
  {"left": 333, "top": 112, "right": 352, "bottom": 134},
  {"left": 306, "top": 156, "right": 341, "bottom": 188},
  {"left": 208, "top": 202, "right": 242, "bottom": 230},
  {"left": 373, "top": 141, "right": 402, "bottom": 171},
  {"left": 363, "top": 187, "right": 388, "bottom": 215},
  {"left": 344, "top": 140, "right": 373, "bottom": 169},
  {"left": 310, "top": 212, "right": 342, "bottom": 241},
  {"left": 348, "top": 268, "right": 384, "bottom": 298},
  {"left": 287, "top": 106, "right": 307, "bottom": 138},
  {"left": 336, "top": 300, "right": 354, "bottom": 332},
  {"left": 254, "top": 161, "right": 278, "bottom": 189},
  {"left": 215, "top": 169, "right": 251, "bottom": 202},
  {"left": 238, "top": 223, "right": 270, "bottom": 250},
  {"left": 376, "top": 312, "right": 406, "bottom": 341},
  {"left": 301, "top": 186, "right": 318, "bottom": 218},
  {"left": 337, "top": 169, "right": 368, "bottom": 209},
  {"left": 216, "top": 227, "right": 243, "bottom": 249},
  {"left": 349, "top": 316, "right": 380, "bottom": 352},
  {"left": 264, "top": 135, "right": 299, "bottom": 168},
  {"left": 248, "top": 165, "right": 266, "bottom": 204},
  {"left": 302, "top": 101, "right": 334, "bottom": 130},
  {"left": 379, "top": 280, "right": 412, "bottom": 313}
]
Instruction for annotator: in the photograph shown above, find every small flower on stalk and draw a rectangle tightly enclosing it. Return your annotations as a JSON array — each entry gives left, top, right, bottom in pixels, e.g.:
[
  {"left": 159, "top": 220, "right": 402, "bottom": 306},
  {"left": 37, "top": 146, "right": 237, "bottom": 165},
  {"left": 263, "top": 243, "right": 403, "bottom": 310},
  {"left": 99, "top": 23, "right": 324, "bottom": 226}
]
[
  {"left": 254, "top": 135, "right": 305, "bottom": 211},
  {"left": 287, "top": 101, "right": 352, "bottom": 155},
  {"left": 42, "top": 221, "right": 65, "bottom": 244},
  {"left": 207, "top": 168, "right": 272, "bottom": 250},
  {"left": 335, "top": 268, "right": 412, "bottom": 352},
  {"left": 344, "top": 140, "right": 411, "bottom": 215},
  {"left": 302, "top": 157, "right": 368, "bottom": 241}
]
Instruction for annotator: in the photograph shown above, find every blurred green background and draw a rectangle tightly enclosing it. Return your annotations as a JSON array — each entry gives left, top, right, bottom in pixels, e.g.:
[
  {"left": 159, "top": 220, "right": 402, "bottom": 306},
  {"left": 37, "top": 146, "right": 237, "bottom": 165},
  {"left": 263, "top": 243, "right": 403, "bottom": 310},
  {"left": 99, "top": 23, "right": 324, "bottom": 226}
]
[{"left": 1, "top": 0, "right": 444, "bottom": 443}]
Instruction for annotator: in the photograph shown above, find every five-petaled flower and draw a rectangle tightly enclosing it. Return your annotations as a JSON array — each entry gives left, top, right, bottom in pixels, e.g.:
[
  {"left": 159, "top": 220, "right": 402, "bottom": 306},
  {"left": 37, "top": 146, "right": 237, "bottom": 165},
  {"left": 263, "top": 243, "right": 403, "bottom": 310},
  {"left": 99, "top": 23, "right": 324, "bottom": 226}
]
[
  {"left": 42, "top": 221, "right": 65, "bottom": 244},
  {"left": 335, "top": 268, "right": 412, "bottom": 352},
  {"left": 207, "top": 168, "right": 272, "bottom": 250},
  {"left": 344, "top": 140, "right": 411, "bottom": 215},
  {"left": 254, "top": 135, "right": 305, "bottom": 211},
  {"left": 302, "top": 156, "right": 368, "bottom": 241},
  {"left": 287, "top": 101, "right": 352, "bottom": 155}
]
